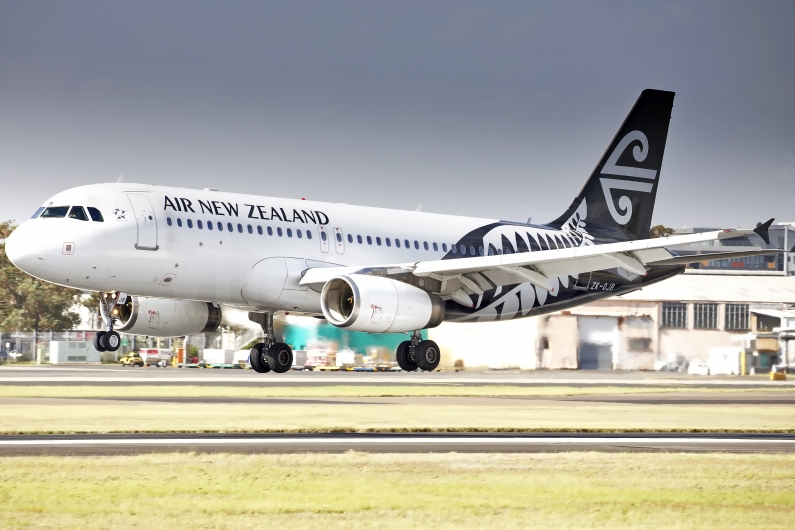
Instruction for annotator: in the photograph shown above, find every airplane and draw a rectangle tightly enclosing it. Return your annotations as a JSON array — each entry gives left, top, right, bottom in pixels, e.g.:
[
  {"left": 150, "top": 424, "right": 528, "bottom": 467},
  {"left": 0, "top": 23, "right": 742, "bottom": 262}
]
[{"left": 5, "top": 89, "right": 776, "bottom": 374}]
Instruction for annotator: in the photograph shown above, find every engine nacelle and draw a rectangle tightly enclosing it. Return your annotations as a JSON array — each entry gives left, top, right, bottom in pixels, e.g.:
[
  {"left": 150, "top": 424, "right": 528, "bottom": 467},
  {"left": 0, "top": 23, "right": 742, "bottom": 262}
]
[
  {"left": 320, "top": 274, "right": 445, "bottom": 333},
  {"left": 114, "top": 296, "right": 222, "bottom": 337}
]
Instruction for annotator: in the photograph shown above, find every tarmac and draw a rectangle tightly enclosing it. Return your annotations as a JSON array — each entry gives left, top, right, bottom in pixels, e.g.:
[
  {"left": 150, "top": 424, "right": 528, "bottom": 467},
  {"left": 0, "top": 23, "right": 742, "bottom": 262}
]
[
  {"left": 1, "top": 432, "right": 794, "bottom": 455},
  {"left": 2, "top": 365, "right": 793, "bottom": 387}
]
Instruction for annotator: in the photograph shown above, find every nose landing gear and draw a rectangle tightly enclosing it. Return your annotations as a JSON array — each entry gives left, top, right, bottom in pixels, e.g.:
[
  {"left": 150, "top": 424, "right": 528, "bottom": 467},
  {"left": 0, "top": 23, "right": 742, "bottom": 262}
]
[
  {"left": 94, "top": 292, "right": 125, "bottom": 353},
  {"left": 248, "top": 312, "right": 293, "bottom": 374},
  {"left": 396, "top": 330, "right": 440, "bottom": 372}
]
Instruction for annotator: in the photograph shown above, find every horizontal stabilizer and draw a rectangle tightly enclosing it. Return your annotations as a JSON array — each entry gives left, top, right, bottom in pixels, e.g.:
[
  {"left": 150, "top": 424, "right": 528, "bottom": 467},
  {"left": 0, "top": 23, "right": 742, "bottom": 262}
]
[{"left": 651, "top": 249, "right": 781, "bottom": 267}]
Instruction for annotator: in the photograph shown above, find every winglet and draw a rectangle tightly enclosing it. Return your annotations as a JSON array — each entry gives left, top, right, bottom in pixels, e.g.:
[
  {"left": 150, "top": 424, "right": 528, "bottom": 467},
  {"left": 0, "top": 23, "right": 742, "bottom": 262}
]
[{"left": 753, "top": 218, "right": 774, "bottom": 245}]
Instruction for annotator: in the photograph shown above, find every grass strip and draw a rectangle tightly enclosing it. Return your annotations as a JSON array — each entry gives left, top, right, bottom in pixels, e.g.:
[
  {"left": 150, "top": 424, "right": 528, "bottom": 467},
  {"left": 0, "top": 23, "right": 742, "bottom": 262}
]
[
  {"left": 1, "top": 452, "right": 794, "bottom": 529},
  {"left": 1, "top": 384, "right": 793, "bottom": 398},
  {"left": 1, "top": 402, "right": 792, "bottom": 434}
]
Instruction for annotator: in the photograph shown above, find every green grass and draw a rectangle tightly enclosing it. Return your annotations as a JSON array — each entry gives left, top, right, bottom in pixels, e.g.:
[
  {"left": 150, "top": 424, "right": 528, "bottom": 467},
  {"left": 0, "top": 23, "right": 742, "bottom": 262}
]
[
  {"left": 1, "top": 401, "right": 793, "bottom": 434},
  {"left": 1, "top": 452, "right": 793, "bottom": 529},
  {"left": 1, "top": 384, "right": 793, "bottom": 398}
]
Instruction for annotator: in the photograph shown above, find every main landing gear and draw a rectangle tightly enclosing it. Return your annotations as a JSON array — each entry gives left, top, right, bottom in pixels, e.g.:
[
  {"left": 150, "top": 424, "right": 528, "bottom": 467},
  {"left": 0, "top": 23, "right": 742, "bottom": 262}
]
[
  {"left": 94, "top": 292, "right": 125, "bottom": 353},
  {"left": 248, "top": 312, "right": 293, "bottom": 374},
  {"left": 396, "top": 330, "right": 440, "bottom": 372}
]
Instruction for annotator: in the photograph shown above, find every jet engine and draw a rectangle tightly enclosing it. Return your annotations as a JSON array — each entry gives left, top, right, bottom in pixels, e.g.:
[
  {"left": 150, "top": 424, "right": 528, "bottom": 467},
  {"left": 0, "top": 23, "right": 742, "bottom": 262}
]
[
  {"left": 320, "top": 274, "right": 445, "bottom": 333},
  {"left": 113, "top": 296, "right": 222, "bottom": 337}
]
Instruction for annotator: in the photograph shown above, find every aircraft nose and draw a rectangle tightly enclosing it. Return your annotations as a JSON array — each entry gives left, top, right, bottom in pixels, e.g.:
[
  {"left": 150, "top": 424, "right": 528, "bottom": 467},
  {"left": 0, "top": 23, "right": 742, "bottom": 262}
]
[{"left": 4, "top": 222, "right": 47, "bottom": 274}]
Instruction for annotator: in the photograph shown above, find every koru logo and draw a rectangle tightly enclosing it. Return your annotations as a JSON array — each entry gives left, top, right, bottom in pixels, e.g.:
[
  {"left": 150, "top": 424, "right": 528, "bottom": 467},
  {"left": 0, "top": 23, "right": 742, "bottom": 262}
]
[{"left": 599, "top": 130, "right": 656, "bottom": 225}]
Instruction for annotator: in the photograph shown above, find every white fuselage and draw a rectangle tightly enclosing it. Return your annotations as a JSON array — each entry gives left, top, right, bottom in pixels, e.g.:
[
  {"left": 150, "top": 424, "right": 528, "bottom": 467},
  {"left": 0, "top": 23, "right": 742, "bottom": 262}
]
[{"left": 8, "top": 183, "right": 562, "bottom": 314}]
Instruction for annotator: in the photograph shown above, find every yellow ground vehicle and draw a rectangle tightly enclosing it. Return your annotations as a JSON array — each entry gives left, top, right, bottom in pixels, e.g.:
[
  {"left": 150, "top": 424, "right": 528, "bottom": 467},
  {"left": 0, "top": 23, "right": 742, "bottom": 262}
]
[{"left": 119, "top": 352, "right": 144, "bottom": 367}]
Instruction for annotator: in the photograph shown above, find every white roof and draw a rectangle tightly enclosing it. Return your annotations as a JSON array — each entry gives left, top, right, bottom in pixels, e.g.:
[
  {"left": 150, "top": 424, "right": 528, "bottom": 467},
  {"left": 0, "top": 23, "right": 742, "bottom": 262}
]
[
  {"left": 616, "top": 274, "right": 795, "bottom": 303},
  {"left": 749, "top": 308, "right": 795, "bottom": 319}
]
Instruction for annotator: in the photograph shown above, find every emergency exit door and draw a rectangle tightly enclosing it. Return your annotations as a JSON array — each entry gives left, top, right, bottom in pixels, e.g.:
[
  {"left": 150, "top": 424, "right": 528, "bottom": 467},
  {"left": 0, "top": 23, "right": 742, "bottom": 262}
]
[{"left": 127, "top": 193, "right": 159, "bottom": 250}]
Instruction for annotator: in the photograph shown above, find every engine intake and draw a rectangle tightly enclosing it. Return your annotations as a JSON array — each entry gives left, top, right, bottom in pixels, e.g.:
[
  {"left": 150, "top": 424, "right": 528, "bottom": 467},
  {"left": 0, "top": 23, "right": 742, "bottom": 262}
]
[
  {"left": 321, "top": 274, "right": 445, "bottom": 333},
  {"left": 114, "top": 296, "right": 221, "bottom": 337}
]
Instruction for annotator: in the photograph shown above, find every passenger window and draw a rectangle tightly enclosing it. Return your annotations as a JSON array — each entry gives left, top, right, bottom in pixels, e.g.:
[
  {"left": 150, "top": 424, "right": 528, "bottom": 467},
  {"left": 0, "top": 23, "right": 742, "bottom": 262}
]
[
  {"left": 404, "top": 239, "right": 410, "bottom": 248},
  {"left": 197, "top": 220, "right": 203, "bottom": 229},
  {"left": 423, "top": 241, "right": 429, "bottom": 250},
  {"left": 488, "top": 247, "right": 494, "bottom": 256},
  {"left": 257, "top": 226, "right": 263, "bottom": 235},
  {"left": 247, "top": 225, "right": 253, "bottom": 234},
  {"left": 452, "top": 245, "right": 457, "bottom": 254},
  {"left": 336, "top": 233, "right": 342, "bottom": 242},
  {"left": 167, "top": 217, "right": 173, "bottom": 226},
  {"left": 306, "top": 230, "right": 312, "bottom": 240},
  {"left": 357, "top": 235, "right": 362, "bottom": 244},
  {"left": 376, "top": 237, "right": 381, "bottom": 246},
  {"left": 297, "top": 229, "right": 302, "bottom": 239},
  {"left": 187, "top": 219, "right": 193, "bottom": 228},
  {"left": 442, "top": 243, "right": 447, "bottom": 252},
  {"left": 225, "top": 223, "right": 232, "bottom": 232},
  {"left": 68, "top": 206, "right": 88, "bottom": 221},
  {"left": 347, "top": 234, "right": 353, "bottom": 243},
  {"left": 469, "top": 246, "right": 475, "bottom": 256},
  {"left": 395, "top": 239, "right": 401, "bottom": 248},
  {"left": 287, "top": 228, "right": 292, "bottom": 237},
  {"left": 278, "top": 227, "right": 283, "bottom": 237},
  {"left": 217, "top": 222, "right": 223, "bottom": 231},
  {"left": 367, "top": 236, "right": 372, "bottom": 245},
  {"left": 386, "top": 238, "right": 391, "bottom": 247},
  {"left": 433, "top": 242, "right": 438, "bottom": 251},
  {"left": 177, "top": 218, "right": 183, "bottom": 227},
  {"left": 237, "top": 223, "right": 243, "bottom": 233},
  {"left": 478, "top": 246, "right": 484, "bottom": 256},
  {"left": 31, "top": 207, "right": 45, "bottom": 219},
  {"left": 267, "top": 226, "right": 273, "bottom": 236},
  {"left": 40, "top": 206, "right": 69, "bottom": 218},
  {"left": 87, "top": 207, "right": 104, "bottom": 222},
  {"left": 414, "top": 241, "right": 419, "bottom": 249},
  {"left": 208, "top": 221, "right": 213, "bottom": 231},
  {"left": 320, "top": 230, "right": 326, "bottom": 241},
  {"left": 460, "top": 245, "right": 466, "bottom": 254}
]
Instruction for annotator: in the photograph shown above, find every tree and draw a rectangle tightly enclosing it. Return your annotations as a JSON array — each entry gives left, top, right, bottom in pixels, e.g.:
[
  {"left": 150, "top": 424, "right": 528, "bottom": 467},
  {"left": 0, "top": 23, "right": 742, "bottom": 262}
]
[
  {"left": 0, "top": 222, "right": 81, "bottom": 331},
  {"left": 649, "top": 225, "right": 675, "bottom": 238}
]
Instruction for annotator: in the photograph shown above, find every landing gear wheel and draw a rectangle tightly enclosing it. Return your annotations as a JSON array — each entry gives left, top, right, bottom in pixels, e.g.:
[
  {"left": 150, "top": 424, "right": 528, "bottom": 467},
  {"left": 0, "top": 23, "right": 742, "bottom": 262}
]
[
  {"left": 100, "top": 331, "right": 121, "bottom": 352},
  {"left": 266, "top": 343, "right": 293, "bottom": 373},
  {"left": 93, "top": 331, "right": 107, "bottom": 352},
  {"left": 415, "top": 340, "right": 441, "bottom": 372},
  {"left": 249, "top": 344, "right": 271, "bottom": 373},
  {"left": 395, "top": 340, "right": 417, "bottom": 372}
]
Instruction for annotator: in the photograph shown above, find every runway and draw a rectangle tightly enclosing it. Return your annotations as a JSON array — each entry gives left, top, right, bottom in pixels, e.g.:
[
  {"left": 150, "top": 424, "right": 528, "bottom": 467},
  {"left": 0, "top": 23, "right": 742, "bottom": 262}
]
[{"left": 1, "top": 432, "right": 794, "bottom": 455}]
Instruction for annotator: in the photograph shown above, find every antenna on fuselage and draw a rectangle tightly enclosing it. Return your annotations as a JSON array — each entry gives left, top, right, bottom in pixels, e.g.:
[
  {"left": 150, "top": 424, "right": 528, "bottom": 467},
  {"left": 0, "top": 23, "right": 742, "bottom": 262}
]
[
  {"left": 116, "top": 172, "right": 124, "bottom": 183},
  {"left": 415, "top": 202, "right": 423, "bottom": 212}
]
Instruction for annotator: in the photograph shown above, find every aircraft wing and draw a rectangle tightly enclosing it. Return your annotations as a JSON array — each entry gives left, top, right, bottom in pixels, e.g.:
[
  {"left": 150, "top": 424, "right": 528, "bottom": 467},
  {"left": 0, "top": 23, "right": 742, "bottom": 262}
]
[
  {"left": 300, "top": 225, "right": 774, "bottom": 300},
  {"left": 409, "top": 228, "right": 762, "bottom": 289}
]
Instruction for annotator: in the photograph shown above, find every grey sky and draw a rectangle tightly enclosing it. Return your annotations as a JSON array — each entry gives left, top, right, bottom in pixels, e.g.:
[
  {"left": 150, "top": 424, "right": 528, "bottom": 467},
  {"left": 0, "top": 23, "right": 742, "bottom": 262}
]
[{"left": 1, "top": 1, "right": 793, "bottom": 229}]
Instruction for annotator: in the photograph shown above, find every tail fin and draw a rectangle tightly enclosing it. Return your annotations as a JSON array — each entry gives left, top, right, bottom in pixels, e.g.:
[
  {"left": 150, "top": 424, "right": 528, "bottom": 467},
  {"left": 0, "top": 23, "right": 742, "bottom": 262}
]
[{"left": 548, "top": 89, "right": 676, "bottom": 242}]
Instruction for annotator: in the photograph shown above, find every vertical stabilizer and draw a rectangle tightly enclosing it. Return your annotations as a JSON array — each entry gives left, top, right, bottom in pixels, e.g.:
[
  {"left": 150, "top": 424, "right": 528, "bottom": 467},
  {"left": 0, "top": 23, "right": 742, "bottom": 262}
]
[{"left": 548, "top": 89, "right": 676, "bottom": 242}]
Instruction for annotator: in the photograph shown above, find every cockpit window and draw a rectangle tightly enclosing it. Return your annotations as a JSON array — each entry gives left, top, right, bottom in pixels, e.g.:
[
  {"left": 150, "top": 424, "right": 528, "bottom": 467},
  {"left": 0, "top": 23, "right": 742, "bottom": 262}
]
[
  {"left": 68, "top": 206, "right": 89, "bottom": 221},
  {"left": 40, "top": 206, "right": 70, "bottom": 218},
  {"left": 31, "top": 207, "right": 45, "bottom": 219},
  {"left": 87, "top": 207, "right": 104, "bottom": 222}
]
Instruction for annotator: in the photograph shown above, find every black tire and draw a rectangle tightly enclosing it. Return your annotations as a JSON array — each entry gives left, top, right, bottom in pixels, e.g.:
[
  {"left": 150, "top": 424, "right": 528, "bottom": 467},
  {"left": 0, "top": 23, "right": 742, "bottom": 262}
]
[
  {"left": 100, "top": 331, "right": 121, "bottom": 352},
  {"left": 266, "top": 343, "right": 293, "bottom": 373},
  {"left": 249, "top": 344, "right": 271, "bottom": 373},
  {"left": 415, "top": 340, "right": 441, "bottom": 372},
  {"left": 93, "top": 332, "right": 107, "bottom": 352},
  {"left": 395, "top": 340, "right": 418, "bottom": 372}
]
